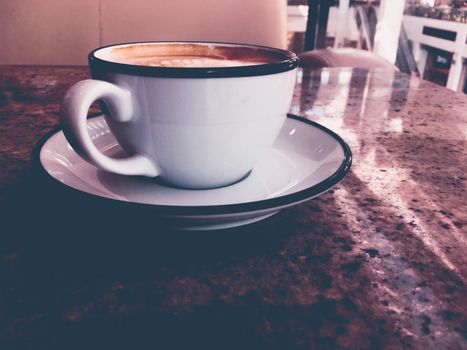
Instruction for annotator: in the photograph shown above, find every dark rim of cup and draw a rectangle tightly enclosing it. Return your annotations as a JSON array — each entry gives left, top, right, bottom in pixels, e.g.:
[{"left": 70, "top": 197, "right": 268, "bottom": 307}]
[{"left": 88, "top": 41, "right": 299, "bottom": 78}]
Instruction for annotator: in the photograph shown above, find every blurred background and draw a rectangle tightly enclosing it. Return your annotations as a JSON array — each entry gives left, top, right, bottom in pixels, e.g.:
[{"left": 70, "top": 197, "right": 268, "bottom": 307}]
[
  {"left": 1, "top": 0, "right": 466, "bottom": 93},
  {"left": 287, "top": 0, "right": 466, "bottom": 93}
]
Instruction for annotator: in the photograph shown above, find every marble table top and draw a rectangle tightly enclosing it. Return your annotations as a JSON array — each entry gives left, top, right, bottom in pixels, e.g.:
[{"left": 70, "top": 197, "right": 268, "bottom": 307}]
[{"left": 0, "top": 66, "right": 466, "bottom": 349}]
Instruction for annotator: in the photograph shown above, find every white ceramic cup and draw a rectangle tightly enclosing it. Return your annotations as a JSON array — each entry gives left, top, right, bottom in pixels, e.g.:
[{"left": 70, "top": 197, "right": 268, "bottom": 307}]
[{"left": 60, "top": 42, "right": 298, "bottom": 189}]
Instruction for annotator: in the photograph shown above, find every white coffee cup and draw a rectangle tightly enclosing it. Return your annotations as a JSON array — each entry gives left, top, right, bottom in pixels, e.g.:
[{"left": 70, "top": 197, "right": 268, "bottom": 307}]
[{"left": 60, "top": 42, "right": 298, "bottom": 189}]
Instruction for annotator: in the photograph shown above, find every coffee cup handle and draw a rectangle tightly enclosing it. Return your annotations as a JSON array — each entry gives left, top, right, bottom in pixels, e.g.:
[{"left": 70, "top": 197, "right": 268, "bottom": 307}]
[{"left": 60, "top": 79, "right": 159, "bottom": 177}]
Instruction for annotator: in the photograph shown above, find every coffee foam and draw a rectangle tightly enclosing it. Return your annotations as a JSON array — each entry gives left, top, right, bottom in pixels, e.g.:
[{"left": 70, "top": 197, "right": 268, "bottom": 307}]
[
  {"left": 116, "top": 56, "right": 268, "bottom": 68},
  {"left": 95, "top": 43, "right": 287, "bottom": 68}
]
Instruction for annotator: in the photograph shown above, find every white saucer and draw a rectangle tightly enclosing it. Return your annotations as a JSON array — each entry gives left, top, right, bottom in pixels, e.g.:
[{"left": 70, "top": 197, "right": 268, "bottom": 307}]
[{"left": 36, "top": 114, "right": 351, "bottom": 230}]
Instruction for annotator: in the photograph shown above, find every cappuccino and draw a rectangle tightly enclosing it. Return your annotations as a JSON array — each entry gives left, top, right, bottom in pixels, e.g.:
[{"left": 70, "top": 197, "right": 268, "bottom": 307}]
[
  {"left": 114, "top": 55, "right": 268, "bottom": 68},
  {"left": 94, "top": 42, "right": 281, "bottom": 69},
  {"left": 63, "top": 41, "right": 298, "bottom": 188}
]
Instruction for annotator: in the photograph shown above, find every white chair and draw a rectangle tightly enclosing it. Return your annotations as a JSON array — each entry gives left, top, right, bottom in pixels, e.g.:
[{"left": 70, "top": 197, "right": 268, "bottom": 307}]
[{"left": 299, "top": 48, "right": 397, "bottom": 69}]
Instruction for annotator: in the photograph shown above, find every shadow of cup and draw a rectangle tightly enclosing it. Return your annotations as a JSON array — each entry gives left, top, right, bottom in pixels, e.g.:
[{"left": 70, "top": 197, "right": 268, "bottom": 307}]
[{"left": 10, "top": 171, "right": 294, "bottom": 276}]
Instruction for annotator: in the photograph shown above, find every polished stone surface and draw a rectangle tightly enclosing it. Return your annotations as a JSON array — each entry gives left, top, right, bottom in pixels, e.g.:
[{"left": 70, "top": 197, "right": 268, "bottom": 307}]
[{"left": 0, "top": 66, "right": 466, "bottom": 349}]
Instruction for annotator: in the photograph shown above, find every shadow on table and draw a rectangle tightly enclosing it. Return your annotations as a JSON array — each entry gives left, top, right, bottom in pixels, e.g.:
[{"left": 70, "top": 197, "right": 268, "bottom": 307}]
[
  {"left": 3, "top": 168, "right": 466, "bottom": 350},
  {"left": 7, "top": 174, "right": 294, "bottom": 275},
  {"left": 3, "top": 173, "right": 394, "bottom": 350}
]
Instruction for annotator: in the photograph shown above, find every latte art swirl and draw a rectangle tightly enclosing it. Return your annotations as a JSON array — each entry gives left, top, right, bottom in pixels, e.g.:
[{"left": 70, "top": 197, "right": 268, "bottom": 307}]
[
  {"left": 119, "top": 55, "right": 269, "bottom": 68},
  {"left": 95, "top": 43, "right": 279, "bottom": 68}
]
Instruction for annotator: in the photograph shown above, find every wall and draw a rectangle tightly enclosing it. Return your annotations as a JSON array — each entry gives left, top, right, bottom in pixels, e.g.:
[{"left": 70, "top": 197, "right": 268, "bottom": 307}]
[{"left": 0, "top": 0, "right": 287, "bottom": 65}]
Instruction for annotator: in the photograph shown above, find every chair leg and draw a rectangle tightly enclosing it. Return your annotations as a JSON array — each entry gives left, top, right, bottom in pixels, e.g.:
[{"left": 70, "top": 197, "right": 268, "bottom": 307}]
[
  {"left": 304, "top": 0, "right": 319, "bottom": 51},
  {"left": 316, "top": 0, "right": 331, "bottom": 49}
]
